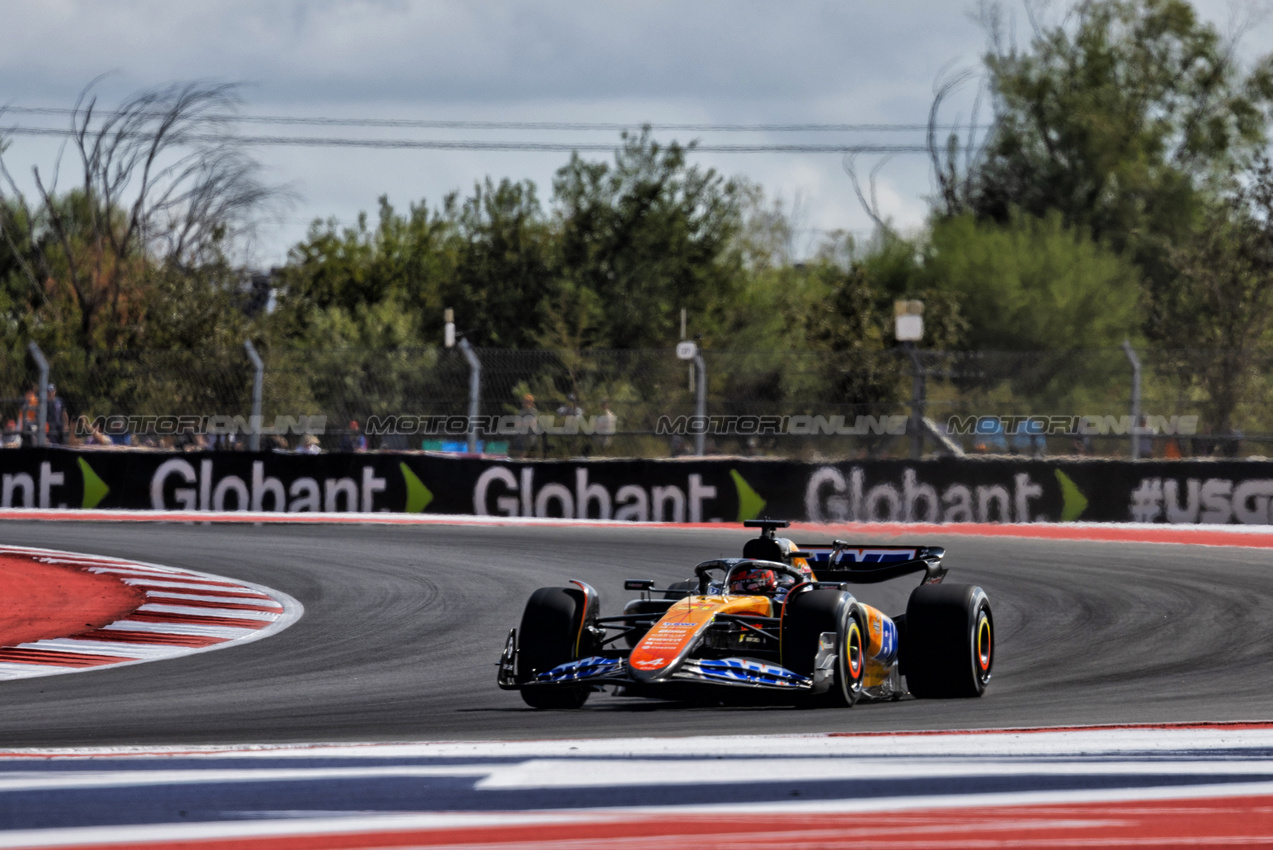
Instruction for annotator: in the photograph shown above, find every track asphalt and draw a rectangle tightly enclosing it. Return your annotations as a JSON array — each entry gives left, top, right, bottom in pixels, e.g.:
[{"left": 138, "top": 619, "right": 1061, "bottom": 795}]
[{"left": 0, "top": 520, "right": 1268, "bottom": 746}]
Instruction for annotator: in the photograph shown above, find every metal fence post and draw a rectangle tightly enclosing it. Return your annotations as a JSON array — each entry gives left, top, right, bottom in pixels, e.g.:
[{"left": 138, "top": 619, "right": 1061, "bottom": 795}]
[
  {"left": 694, "top": 350, "right": 706, "bottom": 456},
  {"left": 905, "top": 342, "right": 926, "bottom": 459},
  {"left": 459, "top": 338, "right": 481, "bottom": 453},
  {"left": 27, "top": 342, "right": 48, "bottom": 448},
  {"left": 244, "top": 340, "right": 264, "bottom": 452},
  {"left": 1122, "top": 340, "right": 1142, "bottom": 460}
]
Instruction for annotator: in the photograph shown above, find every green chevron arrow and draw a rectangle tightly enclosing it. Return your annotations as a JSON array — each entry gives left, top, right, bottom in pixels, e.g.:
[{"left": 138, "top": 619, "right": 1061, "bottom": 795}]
[
  {"left": 730, "top": 469, "right": 767, "bottom": 523},
  {"left": 1054, "top": 469, "right": 1088, "bottom": 522},
  {"left": 78, "top": 457, "right": 109, "bottom": 509},
  {"left": 400, "top": 463, "right": 434, "bottom": 513}
]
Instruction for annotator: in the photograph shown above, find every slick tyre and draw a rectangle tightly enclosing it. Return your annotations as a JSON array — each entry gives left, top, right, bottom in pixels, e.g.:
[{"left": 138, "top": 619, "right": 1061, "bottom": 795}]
[
  {"left": 517, "top": 586, "right": 591, "bottom": 709},
  {"left": 903, "top": 583, "right": 993, "bottom": 699},
  {"left": 782, "top": 589, "right": 865, "bottom": 708}
]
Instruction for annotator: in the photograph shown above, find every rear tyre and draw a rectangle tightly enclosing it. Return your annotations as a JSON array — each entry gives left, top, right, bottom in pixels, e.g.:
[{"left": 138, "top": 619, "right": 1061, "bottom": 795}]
[
  {"left": 517, "top": 586, "right": 592, "bottom": 709},
  {"left": 782, "top": 589, "right": 865, "bottom": 707},
  {"left": 903, "top": 583, "right": 993, "bottom": 698}
]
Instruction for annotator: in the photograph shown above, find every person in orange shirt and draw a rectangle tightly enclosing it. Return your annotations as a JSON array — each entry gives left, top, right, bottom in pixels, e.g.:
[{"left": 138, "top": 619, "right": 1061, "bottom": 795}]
[{"left": 18, "top": 387, "right": 39, "bottom": 447}]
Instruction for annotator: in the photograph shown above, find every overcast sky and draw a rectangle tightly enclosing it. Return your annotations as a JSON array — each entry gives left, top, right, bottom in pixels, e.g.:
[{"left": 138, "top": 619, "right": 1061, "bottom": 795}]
[{"left": 2, "top": 0, "right": 1269, "bottom": 268}]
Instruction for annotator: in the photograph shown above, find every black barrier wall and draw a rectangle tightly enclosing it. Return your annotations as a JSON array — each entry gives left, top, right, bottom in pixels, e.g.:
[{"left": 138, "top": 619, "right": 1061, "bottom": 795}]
[{"left": 2, "top": 448, "right": 1272, "bottom": 524}]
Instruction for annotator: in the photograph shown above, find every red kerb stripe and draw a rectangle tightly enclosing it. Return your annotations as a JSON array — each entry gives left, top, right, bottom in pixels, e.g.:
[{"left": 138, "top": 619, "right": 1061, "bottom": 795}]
[
  {"left": 0, "top": 648, "right": 138, "bottom": 667},
  {"left": 73, "top": 629, "right": 231, "bottom": 647}
]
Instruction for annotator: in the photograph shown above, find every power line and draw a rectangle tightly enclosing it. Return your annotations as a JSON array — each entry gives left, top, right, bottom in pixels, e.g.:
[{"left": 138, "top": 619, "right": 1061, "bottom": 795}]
[
  {"left": 0, "top": 125, "right": 932, "bottom": 154},
  {"left": 0, "top": 105, "right": 986, "bottom": 134}
]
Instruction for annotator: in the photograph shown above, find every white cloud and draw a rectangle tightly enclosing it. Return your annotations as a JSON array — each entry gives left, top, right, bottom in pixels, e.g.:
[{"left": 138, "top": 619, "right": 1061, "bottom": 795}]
[{"left": 2, "top": 0, "right": 1267, "bottom": 267}]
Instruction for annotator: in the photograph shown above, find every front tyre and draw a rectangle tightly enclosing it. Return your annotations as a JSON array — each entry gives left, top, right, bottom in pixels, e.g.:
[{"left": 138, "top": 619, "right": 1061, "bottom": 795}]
[
  {"left": 903, "top": 583, "right": 993, "bottom": 698},
  {"left": 782, "top": 589, "right": 865, "bottom": 707},
  {"left": 517, "top": 586, "right": 592, "bottom": 709}
]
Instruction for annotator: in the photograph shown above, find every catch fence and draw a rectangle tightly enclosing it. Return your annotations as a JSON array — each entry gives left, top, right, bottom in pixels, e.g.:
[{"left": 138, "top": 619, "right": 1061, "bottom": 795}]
[{"left": 1, "top": 345, "right": 1268, "bottom": 460}]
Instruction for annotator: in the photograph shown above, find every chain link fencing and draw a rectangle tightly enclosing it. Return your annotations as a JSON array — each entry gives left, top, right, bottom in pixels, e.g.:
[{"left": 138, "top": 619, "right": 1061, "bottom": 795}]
[{"left": 2, "top": 344, "right": 1270, "bottom": 459}]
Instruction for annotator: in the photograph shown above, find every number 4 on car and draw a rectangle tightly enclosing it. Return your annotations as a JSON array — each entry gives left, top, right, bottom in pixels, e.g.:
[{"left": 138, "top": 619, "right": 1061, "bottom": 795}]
[{"left": 497, "top": 520, "right": 994, "bottom": 708}]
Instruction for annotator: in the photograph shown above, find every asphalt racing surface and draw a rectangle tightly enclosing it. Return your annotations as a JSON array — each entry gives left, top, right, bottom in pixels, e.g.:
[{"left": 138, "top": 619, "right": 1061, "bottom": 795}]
[{"left": 0, "top": 521, "right": 1269, "bottom": 747}]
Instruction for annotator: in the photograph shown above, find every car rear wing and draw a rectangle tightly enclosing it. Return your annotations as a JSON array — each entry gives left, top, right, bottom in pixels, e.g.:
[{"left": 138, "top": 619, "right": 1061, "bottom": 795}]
[
  {"left": 741, "top": 520, "right": 947, "bottom": 586},
  {"left": 796, "top": 543, "right": 946, "bottom": 585}
]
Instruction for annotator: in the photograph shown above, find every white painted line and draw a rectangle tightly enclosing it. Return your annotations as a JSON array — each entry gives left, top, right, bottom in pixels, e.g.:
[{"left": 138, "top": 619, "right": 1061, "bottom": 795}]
[
  {"left": 9, "top": 725, "right": 1268, "bottom": 761},
  {"left": 134, "top": 603, "right": 278, "bottom": 621},
  {"left": 474, "top": 756, "right": 1273, "bottom": 789},
  {"left": 99, "top": 620, "right": 256, "bottom": 638},
  {"left": 119, "top": 578, "right": 244, "bottom": 591}
]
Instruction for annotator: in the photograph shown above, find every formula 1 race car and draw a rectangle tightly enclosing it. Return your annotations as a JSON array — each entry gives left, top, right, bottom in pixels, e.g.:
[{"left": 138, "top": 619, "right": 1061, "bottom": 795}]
[{"left": 498, "top": 520, "right": 993, "bottom": 708}]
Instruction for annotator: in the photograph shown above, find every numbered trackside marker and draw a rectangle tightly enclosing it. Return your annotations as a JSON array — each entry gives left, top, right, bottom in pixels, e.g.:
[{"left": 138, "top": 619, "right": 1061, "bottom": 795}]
[{"left": 0, "top": 545, "right": 302, "bottom": 681}]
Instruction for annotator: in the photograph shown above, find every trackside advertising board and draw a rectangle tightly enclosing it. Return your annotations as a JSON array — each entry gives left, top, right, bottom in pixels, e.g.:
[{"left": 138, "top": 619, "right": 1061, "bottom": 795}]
[{"left": 2, "top": 448, "right": 1273, "bottom": 525}]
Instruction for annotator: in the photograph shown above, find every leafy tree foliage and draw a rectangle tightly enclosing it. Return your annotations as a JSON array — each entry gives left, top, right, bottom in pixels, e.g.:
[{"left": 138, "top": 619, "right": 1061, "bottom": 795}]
[
  {"left": 553, "top": 129, "right": 745, "bottom": 349},
  {"left": 1150, "top": 158, "right": 1273, "bottom": 435},
  {"left": 967, "top": 0, "right": 1273, "bottom": 254},
  {"left": 923, "top": 211, "right": 1140, "bottom": 351},
  {"left": 449, "top": 178, "right": 554, "bottom": 348},
  {"left": 270, "top": 196, "right": 455, "bottom": 346}
]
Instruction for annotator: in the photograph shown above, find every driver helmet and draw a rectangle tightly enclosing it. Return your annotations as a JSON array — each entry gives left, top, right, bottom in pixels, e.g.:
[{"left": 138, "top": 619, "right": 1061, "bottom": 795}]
[{"left": 730, "top": 567, "right": 777, "bottom": 596}]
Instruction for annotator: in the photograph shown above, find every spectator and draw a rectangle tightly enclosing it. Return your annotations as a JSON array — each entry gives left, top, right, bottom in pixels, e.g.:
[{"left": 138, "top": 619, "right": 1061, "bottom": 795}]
[
  {"left": 339, "top": 420, "right": 367, "bottom": 452},
  {"left": 2, "top": 419, "right": 21, "bottom": 448},
  {"left": 971, "top": 418, "right": 1007, "bottom": 454},
  {"left": 595, "top": 400, "right": 617, "bottom": 453},
  {"left": 556, "top": 393, "right": 583, "bottom": 420},
  {"left": 175, "top": 423, "right": 208, "bottom": 452},
  {"left": 555, "top": 393, "right": 584, "bottom": 457},
  {"left": 297, "top": 434, "right": 322, "bottom": 454},
  {"left": 45, "top": 384, "right": 69, "bottom": 445},
  {"left": 18, "top": 387, "right": 38, "bottom": 446},
  {"left": 75, "top": 415, "right": 114, "bottom": 447},
  {"left": 512, "top": 393, "right": 540, "bottom": 458}
]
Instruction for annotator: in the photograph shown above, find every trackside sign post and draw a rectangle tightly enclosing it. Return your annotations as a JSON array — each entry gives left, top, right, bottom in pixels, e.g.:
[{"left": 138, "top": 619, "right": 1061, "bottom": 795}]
[{"left": 2, "top": 448, "right": 1273, "bottom": 525}]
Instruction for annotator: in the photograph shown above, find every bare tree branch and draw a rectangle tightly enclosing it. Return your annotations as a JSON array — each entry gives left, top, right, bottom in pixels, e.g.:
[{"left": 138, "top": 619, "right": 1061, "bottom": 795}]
[
  {"left": 0, "top": 80, "right": 290, "bottom": 349},
  {"left": 928, "top": 67, "right": 982, "bottom": 218},
  {"left": 843, "top": 154, "right": 896, "bottom": 237}
]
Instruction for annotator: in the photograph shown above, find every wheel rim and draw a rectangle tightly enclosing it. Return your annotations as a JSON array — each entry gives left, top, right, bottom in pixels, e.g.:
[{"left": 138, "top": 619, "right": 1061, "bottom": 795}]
[
  {"left": 975, "top": 611, "right": 992, "bottom": 680},
  {"left": 845, "top": 620, "right": 864, "bottom": 683}
]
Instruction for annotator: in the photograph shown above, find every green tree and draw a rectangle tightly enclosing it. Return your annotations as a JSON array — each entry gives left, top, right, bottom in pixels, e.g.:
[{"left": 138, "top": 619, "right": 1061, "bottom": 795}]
[
  {"left": 923, "top": 211, "right": 1140, "bottom": 351},
  {"left": 1150, "top": 158, "right": 1273, "bottom": 437},
  {"left": 271, "top": 196, "right": 456, "bottom": 346},
  {"left": 448, "top": 178, "right": 554, "bottom": 349},
  {"left": 967, "top": 0, "right": 1273, "bottom": 257},
  {"left": 920, "top": 211, "right": 1142, "bottom": 407},
  {"left": 552, "top": 129, "right": 745, "bottom": 349}
]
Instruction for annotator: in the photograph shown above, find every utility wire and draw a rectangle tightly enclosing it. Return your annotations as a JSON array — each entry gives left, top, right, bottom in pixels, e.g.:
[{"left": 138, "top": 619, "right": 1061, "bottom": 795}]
[
  {"left": 0, "top": 125, "right": 932, "bottom": 154},
  {"left": 1, "top": 105, "right": 987, "bottom": 134}
]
